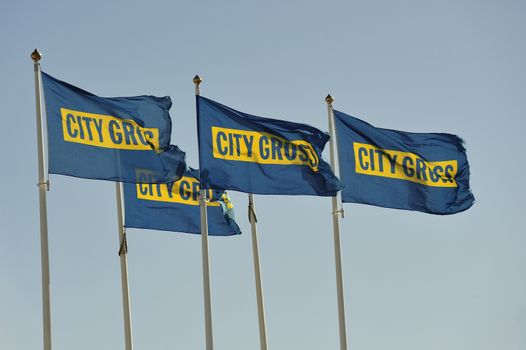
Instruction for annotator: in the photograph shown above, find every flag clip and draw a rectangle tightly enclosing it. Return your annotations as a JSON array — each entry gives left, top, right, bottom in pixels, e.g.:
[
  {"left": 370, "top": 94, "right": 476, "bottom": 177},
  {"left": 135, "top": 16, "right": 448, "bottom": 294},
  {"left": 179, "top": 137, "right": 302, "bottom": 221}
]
[
  {"left": 118, "top": 231, "right": 128, "bottom": 256},
  {"left": 332, "top": 209, "right": 345, "bottom": 218},
  {"left": 37, "top": 180, "right": 50, "bottom": 191},
  {"left": 199, "top": 192, "right": 210, "bottom": 204}
]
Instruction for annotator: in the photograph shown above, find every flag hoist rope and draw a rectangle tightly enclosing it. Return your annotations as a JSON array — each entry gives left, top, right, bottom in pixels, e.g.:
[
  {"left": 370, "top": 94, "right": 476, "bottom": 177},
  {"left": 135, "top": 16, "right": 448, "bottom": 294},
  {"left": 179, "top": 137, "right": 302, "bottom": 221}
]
[
  {"left": 248, "top": 194, "right": 268, "bottom": 350},
  {"left": 115, "top": 181, "right": 134, "bottom": 350},
  {"left": 326, "top": 94, "right": 348, "bottom": 350},
  {"left": 194, "top": 75, "right": 214, "bottom": 350},
  {"left": 32, "top": 49, "right": 53, "bottom": 350}
]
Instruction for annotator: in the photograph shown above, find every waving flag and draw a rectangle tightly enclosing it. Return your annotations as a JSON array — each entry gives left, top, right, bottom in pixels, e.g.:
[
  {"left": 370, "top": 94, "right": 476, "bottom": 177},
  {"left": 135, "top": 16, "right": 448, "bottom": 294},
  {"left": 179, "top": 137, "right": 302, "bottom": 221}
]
[
  {"left": 123, "top": 169, "right": 240, "bottom": 236},
  {"left": 333, "top": 110, "right": 474, "bottom": 214},
  {"left": 196, "top": 96, "right": 341, "bottom": 196},
  {"left": 42, "top": 72, "right": 186, "bottom": 183}
]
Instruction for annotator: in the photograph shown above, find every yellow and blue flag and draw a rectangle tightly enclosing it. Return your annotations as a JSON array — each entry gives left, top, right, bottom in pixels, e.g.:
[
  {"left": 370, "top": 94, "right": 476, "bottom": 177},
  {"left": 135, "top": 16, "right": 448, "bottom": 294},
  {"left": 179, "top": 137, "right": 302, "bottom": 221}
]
[
  {"left": 42, "top": 72, "right": 186, "bottom": 183},
  {"left": 196, "top": 96, "right": 341, "bottom": 196},
  {"left": 333, "top": 110, "right": 474, "bottom": 214},
  {"left": 123, "top": 169, "right": 241, "bottom": 236}
]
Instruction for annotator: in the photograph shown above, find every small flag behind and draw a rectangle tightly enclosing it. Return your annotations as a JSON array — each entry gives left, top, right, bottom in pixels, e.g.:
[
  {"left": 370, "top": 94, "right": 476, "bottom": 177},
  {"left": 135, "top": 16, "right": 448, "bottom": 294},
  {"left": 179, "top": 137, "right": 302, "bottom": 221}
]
[
  {"left": 123, "top": 169, "right": 241, "bottom": 236},
  {"left": 196, "top": 96, "right": 341, "bottom": 196},
  {"left": 333, "top": 110, "right": 474, "bottom": 214},
  {"left": 42, "top": 72, "right": 186, "bottom": 183}
]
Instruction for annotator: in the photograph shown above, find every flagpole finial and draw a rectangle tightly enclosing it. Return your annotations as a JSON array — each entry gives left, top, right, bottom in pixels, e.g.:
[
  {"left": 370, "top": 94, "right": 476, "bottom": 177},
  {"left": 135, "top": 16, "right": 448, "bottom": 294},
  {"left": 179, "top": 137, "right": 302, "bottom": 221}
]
[
  {"left": 193, "top": 75, "right": 202, "bottom": 87},
  {"left": 31, "top": 49, "right": 42, "bottom": 62},
  {"left": 325, "top": 94, "right": 334, "bottom": 104}
]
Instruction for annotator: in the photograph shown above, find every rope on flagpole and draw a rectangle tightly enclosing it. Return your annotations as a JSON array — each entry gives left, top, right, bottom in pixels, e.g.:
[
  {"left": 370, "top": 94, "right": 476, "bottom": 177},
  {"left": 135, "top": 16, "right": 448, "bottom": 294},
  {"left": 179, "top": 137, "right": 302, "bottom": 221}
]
[
  {"left": 248, "top": 200, "right": 258, "bottom": 223},
  {"left": 118, "top": 231, "right": 128, "bottom": 256}
]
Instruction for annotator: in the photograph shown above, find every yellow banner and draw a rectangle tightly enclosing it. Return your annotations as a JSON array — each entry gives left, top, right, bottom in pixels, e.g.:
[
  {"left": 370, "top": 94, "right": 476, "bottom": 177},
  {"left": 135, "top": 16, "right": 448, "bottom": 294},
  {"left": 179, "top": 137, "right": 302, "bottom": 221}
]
[
  {"left": 211, "top": 126, "right": 319, "bottom": 171},
  {"left": 136, "top": 176, "right": 220, "bottom": 206},
  {"left": 353, "top": 142, "right": 458, "bottom": 187},
  {"left": 61, "top": 108, "right": 160, "bottom": 150}
]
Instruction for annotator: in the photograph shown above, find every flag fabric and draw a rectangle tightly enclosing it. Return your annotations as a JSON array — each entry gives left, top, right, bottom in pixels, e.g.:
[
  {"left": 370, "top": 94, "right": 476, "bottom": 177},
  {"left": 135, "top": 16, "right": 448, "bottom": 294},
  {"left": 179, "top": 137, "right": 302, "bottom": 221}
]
[
  {"left": 333, "top": 110, "right": 474, "bottom": 214},
  {"left": 196, "top": 96, "right": 341, "bottom": 196},
  {"left": 123, "top": 169, "right": 241, "bottom": 236},
  {"left": 41, "top": 72, "right": 186, "bottom": 183}
]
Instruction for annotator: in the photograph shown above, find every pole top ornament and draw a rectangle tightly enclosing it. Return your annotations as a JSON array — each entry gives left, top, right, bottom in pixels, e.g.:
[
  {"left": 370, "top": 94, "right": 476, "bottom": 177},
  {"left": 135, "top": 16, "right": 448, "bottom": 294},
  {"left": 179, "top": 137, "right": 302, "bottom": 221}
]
[{"left": 31, "top": 49, "right": 42, "bottom": 62}]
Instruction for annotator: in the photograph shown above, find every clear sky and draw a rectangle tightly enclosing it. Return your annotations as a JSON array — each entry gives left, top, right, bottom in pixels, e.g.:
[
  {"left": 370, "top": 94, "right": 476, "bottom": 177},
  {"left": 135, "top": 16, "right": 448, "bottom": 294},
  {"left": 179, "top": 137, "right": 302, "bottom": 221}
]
[{"left": 1, "top": 0, "right": 525, "bottom": 349}]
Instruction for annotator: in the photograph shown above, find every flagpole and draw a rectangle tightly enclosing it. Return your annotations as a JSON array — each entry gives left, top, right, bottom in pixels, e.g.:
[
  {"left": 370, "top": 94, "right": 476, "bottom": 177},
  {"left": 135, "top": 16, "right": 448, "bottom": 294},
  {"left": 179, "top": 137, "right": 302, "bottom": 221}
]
[
  {"left": 326, "top": 94, "right": 348, "bottom": 350},
  {"left": 194, "top": 75, "right": 214, "bottom": 350},
  {"left": 32, "top": 49, "right": 53, "bottom": 350},
  {"left": 115, "top": 182, "right": 134, "bottom": 350},
  {"left": 248, "top": 194, "right": 268, "bottom": 350}
]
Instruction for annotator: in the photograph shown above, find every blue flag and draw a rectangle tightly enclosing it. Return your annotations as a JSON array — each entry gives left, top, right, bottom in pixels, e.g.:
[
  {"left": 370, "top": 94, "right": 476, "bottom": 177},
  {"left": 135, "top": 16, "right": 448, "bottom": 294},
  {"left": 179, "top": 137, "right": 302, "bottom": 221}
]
[
  {"left": 123, "top": 169, "right": 241, "bottom": 236},
  {"left": 333, "top": 110, "right": 474, "bottom": 214},
  {"left": 42, "top": 72, "right": 186, "bottom": 183},
  {"left": 196, "top": 96, "right": 341, "bottom": 196}
]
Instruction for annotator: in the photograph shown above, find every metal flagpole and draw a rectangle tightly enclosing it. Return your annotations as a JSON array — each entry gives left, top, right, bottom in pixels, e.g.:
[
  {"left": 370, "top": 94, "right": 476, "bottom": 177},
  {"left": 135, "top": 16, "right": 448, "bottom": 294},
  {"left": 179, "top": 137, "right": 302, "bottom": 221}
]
[
  {"left": 115, "top": 182, "right": 134, "bottom": 350},
  {"left": 248, "top": 194, "right": 268, "bottom": 350},
  {"left": 194, "top": 75, "right": 214, "bottom": 350},
  {"left": 325, "top": 95, "right": 348, "bottom": 350},
  {"left": 32, "top": 48, "right": 53, "bottom": 350}
]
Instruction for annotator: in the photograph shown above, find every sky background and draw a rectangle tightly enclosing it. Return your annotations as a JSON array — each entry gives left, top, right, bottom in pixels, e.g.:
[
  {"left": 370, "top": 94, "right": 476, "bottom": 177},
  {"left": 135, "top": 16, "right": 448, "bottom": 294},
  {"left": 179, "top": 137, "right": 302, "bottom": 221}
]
[{"left": 1, "top": 0, "right": 525, "bottom": 349}]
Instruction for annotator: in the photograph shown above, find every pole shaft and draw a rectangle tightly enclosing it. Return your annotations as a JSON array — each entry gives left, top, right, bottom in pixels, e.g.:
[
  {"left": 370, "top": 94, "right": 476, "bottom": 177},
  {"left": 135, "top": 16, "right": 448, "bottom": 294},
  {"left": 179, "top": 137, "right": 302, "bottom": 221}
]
[
  {"left": 200, "top": 189, "right": 213, "bottom": 350},
  {"left": 248, "top": 194, "right": 268, "bottom": 350},
  {"left": 327, "top": 99, "right": 348, "bottom": 350},
  {"left": 115, "top": 182, "right": 133, "bottom": 350},
  {"left": 34, "top": 57, "right": 52, "bottom": 350},
  {"left": 195, "top": 76, "right": 214, "bottom": 350}
]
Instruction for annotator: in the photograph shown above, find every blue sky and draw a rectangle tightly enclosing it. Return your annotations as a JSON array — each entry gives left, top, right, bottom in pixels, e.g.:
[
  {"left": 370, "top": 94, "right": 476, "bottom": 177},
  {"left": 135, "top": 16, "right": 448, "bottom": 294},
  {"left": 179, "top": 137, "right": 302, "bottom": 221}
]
[{"left": 1, "top": 0, "right": 525, "bottom": 349}]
